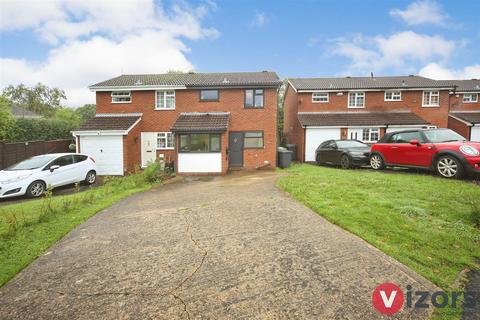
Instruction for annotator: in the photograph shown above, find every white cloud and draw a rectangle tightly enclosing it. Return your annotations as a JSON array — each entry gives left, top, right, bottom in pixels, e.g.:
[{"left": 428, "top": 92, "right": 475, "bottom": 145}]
[
  {"left": 390, "top": 0, "right": 448, "bottom": 26},
  {"left": 419, "top": 63, "right": 480, "bottom": 79},
  {"left": 250, "top": 11, "right": 267, "bottom": 28},
  {"left": 0, "top": 0, "right": 219, "bottom": 106},
  {"left": 331, "top": 31, "right": 455, "bottom": 74}
]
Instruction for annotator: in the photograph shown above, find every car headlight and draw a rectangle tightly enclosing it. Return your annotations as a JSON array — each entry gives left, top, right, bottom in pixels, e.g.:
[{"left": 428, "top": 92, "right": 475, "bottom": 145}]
[
  {"left": 460, "top": 145, "right": 480, "bottom": 157},
  {"left": 0, "top": 174, "right": 31, "bottom": 185}
]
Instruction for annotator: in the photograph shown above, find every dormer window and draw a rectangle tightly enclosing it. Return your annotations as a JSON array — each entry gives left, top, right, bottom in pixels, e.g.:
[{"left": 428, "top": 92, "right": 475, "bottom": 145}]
[{"left": 111, "top": 91, "right": 131, "bottom": 103}]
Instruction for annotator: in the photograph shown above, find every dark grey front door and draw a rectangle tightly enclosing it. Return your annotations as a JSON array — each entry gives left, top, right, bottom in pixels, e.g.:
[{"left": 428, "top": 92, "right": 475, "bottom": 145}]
[{"left": 228, "top": 132, "right": 244, "bottom": 167}]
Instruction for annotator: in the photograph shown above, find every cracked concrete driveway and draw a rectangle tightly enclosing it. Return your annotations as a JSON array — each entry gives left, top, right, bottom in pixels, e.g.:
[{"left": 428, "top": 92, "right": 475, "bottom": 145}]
[{"left": 0, "top": 171, "right": 436, "bottom": 319}]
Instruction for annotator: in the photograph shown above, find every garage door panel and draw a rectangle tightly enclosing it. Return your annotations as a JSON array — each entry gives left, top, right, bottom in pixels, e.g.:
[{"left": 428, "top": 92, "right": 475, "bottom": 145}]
[
  {"left": 471, "top": 127, "right": 480, "bottom": 142},
  {"left": 305, "top": 128, "right": 341, "bottom": 162},
  {"left": 80, "top": 136, "right": 124, "bottom": 175}
]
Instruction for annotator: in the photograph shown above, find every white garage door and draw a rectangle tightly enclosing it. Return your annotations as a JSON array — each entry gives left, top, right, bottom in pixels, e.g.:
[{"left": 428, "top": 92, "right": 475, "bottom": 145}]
[
  {"left": 471, "top": 126, "right": 480, "bottom": 142},
  {"left": 80, "top": 135, "right": 124, "bottom": 175},
  {"left": 305, "top": 128, "right": 341, "bottom": 162}
]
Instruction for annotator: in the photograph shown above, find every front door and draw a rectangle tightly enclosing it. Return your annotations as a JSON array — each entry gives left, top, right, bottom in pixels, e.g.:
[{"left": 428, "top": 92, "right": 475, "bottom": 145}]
[
  {"left": 228, "top": 132, "right": 244, "bottom": 167},
  {"left": 141, "top": 132, "right": 157, "bottom": 167}
]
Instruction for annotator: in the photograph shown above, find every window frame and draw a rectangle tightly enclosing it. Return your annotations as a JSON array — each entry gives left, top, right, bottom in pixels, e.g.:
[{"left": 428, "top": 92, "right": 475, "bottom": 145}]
[
  {"left": 422, "top": 91, "right": 440, "bottom": 107},
  {"left": 155, "top": 90, "right": 176, "bottom": 110},
  {"left": 384, "top": 91, "right": 402, "bottom": 101},
  {"left": 361, "top": 128, "right": 380, "bottom": 143},
  {"left": 199, "top": 89, "right": 219, "bottom": 102},
  {"left": 348, "top": 91, "right": 365, "bottom": 108},
  {"left": 243, "top": 131, "right": 264, "bottom": 149},
  {"left": 178, "top": 133, "right": 222, "bottom": 153},
  {"left": 463, "top": 93, "right": 478, "bottom": 103},
  {"left": 244, "top": 89, "right": 264, "bottom": 109},
  {"left": 312, "top": 92, "right": 329, "bottom": 103},
  {"left": 111, "top": 91, "right": 131, "bottom": 103},
  {"left": 156, "top": 132, "right": 174, "bottom": 150}
]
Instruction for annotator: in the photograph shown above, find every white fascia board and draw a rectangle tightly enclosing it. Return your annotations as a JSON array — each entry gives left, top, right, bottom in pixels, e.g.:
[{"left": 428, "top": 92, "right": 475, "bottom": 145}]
[
  {"left": 297, "top": 87, "right": 454, "bottom": 93},
  {"left": 89, "top": 85, "right": 187, "bottom": 92},
  {"left": 71, "top": 130, "right": 128, "bottom": 136},
  {"left": 303, "top": 125, "right": 387, "bottom": 129},
  {"left": 125, "top": 117, "right": 142, "bottom": 134},
  {"left": 287, "top": 80, "right": 298, "bottom": 92}
]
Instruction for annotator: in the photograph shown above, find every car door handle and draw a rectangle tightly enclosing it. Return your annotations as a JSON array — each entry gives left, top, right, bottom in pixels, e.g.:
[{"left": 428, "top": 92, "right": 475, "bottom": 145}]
[{"left": 391, "top": 146, "right": 399, "bottom": 149}]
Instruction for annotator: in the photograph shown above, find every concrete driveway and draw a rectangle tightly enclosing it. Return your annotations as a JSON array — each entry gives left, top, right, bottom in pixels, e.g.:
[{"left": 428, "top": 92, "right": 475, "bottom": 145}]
[{"left": 0, "top": 171, "right": 435, "bottom": 319}]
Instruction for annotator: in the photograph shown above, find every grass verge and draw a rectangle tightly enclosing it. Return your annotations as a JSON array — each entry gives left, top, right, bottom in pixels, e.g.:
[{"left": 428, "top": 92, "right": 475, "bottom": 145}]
[
  {"left": 0, "top": 165, "right": 165, "bottom": 287},
  {"left": 277, "top": 164, "right": 480, "bottom": 319}
]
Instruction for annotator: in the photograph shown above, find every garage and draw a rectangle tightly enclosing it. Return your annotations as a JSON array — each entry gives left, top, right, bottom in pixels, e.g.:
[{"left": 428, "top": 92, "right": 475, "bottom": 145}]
[
  {"left": 471, "top": 126, "right": 480, "bottom": 142},
  {"left": 80, "top": 135, "right": 124, "bottom": 175},
  {"left": 304, "top": 128, "right": 341, "bottom": 162}
]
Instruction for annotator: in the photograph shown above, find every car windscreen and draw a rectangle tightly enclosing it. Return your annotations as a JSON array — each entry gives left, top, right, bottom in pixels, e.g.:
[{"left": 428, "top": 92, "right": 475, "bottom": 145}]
[
  {"left": 424, "top": 129, "right": 466, "bottom": 143},
  {"left": 336, "top": 140, "right": 368, "bottom": 148},
  {"left": 5, "top": 155, "right": 58, "bottom": 170}
]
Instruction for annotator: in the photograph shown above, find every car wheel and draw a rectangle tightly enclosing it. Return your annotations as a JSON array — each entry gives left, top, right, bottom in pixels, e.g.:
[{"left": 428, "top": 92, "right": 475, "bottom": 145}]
[
  {"left": 370, "top": 154, "right": 385, "bottom": 170},
  {"left": 436, "top": 155, "right": 464, "bottom": 179},
  {"left": 27, "top": 180, "right": 46, "bottom": 198},
  {"left": 85, "top": 170, "right": 96, "bottom": 185},
  {"left": 316, "top": 154, "right": 322, "bottom": 165},
  {"left": 340, "top": 154, "right": 351, "bottom": 169}
]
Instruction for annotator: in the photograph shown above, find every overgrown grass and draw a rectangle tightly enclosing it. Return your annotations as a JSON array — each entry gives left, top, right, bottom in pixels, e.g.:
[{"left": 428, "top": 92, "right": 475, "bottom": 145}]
[
  {"left": 0, "top": 165, "right": 166, "bottom": 287},
  {"left": 278, "top": 164, "right": 480, "bottom": 319}
]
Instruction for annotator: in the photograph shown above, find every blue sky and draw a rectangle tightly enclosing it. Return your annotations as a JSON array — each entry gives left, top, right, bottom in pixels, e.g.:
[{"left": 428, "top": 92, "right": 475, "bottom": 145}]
[{"left": 0, "top": 0, "right": 479, "bottom": 106}]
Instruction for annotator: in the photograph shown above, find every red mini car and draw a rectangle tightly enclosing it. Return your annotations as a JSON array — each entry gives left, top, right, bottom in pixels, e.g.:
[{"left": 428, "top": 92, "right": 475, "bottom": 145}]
[{"left": 370, "top": 128, "right": 480, "bottom": 179}]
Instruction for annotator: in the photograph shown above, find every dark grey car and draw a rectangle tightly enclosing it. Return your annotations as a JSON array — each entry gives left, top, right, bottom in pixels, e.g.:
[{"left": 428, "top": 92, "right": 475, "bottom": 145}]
[{"left": 315, "top": 140, "right": 371, "bottom": 169}]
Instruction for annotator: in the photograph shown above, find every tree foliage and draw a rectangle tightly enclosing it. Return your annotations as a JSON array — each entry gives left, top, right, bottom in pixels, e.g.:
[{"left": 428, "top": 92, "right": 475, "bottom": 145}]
[
  {"left": 75, "top": 104, "right": 96, "bottom": 123},
  {"left": 0, "top": 97, "right": 15, "bottom": 141},
  {"left": 2, "top": 83, "right": 66, "bottom": 117}
]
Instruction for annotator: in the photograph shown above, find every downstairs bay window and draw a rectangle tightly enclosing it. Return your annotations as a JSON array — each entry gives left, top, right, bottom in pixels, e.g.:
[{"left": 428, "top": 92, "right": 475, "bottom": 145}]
[{"left": 179, "top": 133, "right": 221, "bottom": 152}]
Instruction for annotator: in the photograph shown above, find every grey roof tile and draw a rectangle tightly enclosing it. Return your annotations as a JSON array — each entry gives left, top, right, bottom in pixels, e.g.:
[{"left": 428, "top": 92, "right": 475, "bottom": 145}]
[
  {"left": 171, "top": 112, "right": 230, "bottom": 132},
  {"left": 449, "top": 112, "right": 480, "bottom": 124},
  {"left": 77, "top": 114, "right": 141, "bottom": 131},
  {"left": 437, "top": 79, "right": 480, "bottom": 92},
  {"left": 297, "top": 111, "right": 429, "bottom": 127},
  {"left": 91, "top": 72, "right": 281, "bottom": 88}
]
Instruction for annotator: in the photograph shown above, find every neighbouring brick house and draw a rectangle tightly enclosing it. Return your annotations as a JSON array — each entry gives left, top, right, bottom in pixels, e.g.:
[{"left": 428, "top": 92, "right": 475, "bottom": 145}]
[
  {"left": 72, "top": 72, "right": 280, "bottom": 175},
  {"left": 443, "top": 79, "right": 480, "bottom": 141},
  {"left": 283, "top": 75, "right": 480, "bottom": 162}
]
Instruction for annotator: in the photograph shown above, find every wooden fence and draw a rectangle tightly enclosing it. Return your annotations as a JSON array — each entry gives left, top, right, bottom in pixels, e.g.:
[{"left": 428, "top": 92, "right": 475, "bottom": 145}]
[{"left": 0, "top": 139, "right": 72, "bottom": 170}]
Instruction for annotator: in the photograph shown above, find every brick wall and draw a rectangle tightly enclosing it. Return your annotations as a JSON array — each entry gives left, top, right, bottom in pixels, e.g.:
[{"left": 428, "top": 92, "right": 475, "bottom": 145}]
[
  {"left": 448, "top": 116, "right": 471, "bottom": 140},
  {"left": 449, "top": 94, "right": 480, "bottom": 111},
  {"left": 97, "top": 88, "right": 278, "bottom": 171},
  {"left": 283, "top": 85, "right": 305, "bottom": 161}
]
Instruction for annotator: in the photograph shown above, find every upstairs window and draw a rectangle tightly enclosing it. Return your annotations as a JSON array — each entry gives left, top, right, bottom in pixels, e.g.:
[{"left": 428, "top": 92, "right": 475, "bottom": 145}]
[
  {"left": 156, "top": 90, "right": 175, "bottom": 110},
  {"left": 157, "top": 132, "right": 174, "bottom": 149},
  {"left": 245, "top": 89, "right": 264, "bottom": 108},
  {"left": 422, "top": 91, "right": 439, "bottom": 107},
  {"left": 384, "top": 91, "right": 401, "bottom": 101},
  {"left": 111, "top": 91, "right": 131, "bottom": 103},
  {"left": 463, "top": 93, "right": 478, "bottom": 103},
  {"left": 312, "top": 92, "right": 329, "bottom": 103},
  {"left": 200, "top": 90, "right": 219, "bottom": 101},
  {"left": 348, "top": 92, "right": 365, "bottom": 108}
]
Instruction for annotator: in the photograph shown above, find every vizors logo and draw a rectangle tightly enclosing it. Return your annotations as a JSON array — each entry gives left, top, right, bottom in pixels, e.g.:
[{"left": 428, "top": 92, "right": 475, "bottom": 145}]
[{"left": 372, "top": 283, "right": 404, "bottom": 315}]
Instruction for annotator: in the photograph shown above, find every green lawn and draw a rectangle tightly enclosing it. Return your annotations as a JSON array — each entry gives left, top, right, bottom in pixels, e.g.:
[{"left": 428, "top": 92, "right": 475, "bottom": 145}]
[
  {"left": 0, "top": 170, "right": 160, "bottom": 287},
  {"left": 278, "top": 164, "right": 480, "bottom": 319}
]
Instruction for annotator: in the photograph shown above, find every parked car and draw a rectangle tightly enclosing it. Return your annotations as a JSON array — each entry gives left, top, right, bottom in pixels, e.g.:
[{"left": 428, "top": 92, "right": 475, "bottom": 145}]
[
  {"left": 0, "top": 153, "right": 97, "bottom": 199},
  {"left": 315, "top": 139, "right": 371, "bottom": 169},
  {"left": 369, "top": 128, "right": 480, "bottom": 179}
]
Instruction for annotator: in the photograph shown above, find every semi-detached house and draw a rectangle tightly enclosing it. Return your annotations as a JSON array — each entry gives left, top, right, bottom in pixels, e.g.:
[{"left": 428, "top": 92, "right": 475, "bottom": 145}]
[
  {"left": 283, "top": 76, "right": 480, "bottom": 162},
  {"left": 72, "top": 72, "right": 281, "bottom": 175}
]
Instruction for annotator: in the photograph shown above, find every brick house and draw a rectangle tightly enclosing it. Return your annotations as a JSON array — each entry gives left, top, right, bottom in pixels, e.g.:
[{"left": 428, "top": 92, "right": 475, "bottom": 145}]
[
  {"left": 445, "top": 79, "right": 480, "bottom": 141},
  {"left": 72, "top": 72, "right": 280, "bottom": 175},
  {"left": 283, "top": 75, "right": 461, "bottom": 162}
]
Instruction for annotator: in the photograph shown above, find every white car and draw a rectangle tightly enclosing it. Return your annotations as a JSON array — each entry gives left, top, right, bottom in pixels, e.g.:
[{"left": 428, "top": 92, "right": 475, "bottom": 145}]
[{"left": 0, "top": 153, "right": 97, "bottom": 199}]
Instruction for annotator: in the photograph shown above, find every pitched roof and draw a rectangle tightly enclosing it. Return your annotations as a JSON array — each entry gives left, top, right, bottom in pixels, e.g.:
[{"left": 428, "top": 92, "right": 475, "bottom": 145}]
[
  {"left": 449, "top": 112, "right": 480, "bottom": 125},
  {"left": 297, "top": 111, "right": 429, "bottom": 127},
  {"left": 90, "top": 72, "right": 281, "bottom": 89},
  {"left": 289, "top": 76, "right": 452, "bottom": 91},
  {"left": 76, "top": 113, "right": 142, "bottom": 131},
  {"left": 171, "top": 112, "right": 230, "bottom": 133},
  {"left": 10, "top": 105, "right": 42, "bottom": 118},
  {"left": 437, "top": 79, "right": 480, "bottom": 92}
]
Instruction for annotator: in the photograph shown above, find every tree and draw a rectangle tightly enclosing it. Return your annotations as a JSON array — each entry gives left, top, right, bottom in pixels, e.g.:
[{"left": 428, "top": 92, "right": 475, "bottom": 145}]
[
  {"left": 2, "top": 83, "right": 66, "bottom": 117},
  {"left": 75, "top": 104, "right": 96, "bottom": 123},
  {"left": 54, "top": 108, "right": 81, "bottom": 128},
  {"left": 0, "top": 97, "right": 15, "bottom": 141}
]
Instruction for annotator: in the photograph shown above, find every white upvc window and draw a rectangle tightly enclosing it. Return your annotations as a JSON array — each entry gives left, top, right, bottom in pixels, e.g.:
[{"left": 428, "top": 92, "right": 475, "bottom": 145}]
[
  {"left": 362, "top": 128, "right": 380, "bottom": 142},
  {"left": 348, "top": 92, "right": 365, "bottom": 108},
  {"left": 463, "top": 93, "right": 478, "bottom": 103},
  {"left": 312, "top": 92, "right": 329, "bottom": 103},
  {"left": 157, "top": 132, "right": 174, "bottom": 149},
  {"left": 384, "top": 91, "right": 401, "bottom": 101},
  {"left": 155, "top": 90, "right": 175, "bottom": 110},
  {"left": 422, "top": 91, "right": 439, "bottom": 107},
  {"left": 111, "top": 91, "right": 131, "bottom": 103}
]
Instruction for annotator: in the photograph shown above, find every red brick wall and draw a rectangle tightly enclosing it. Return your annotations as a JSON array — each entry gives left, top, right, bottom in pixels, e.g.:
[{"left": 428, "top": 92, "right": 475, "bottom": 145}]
[
  {"left": 97, "top": 88, "right": 277, "bottom": 171},
  {"left": 449, "top": 94, "right": 480, "bottom": 111},
  {"left": 295, "top": 90, "right": 450, "bottom": 128},
  {"left": 283, "top": 85, "right": 305, "bottom": 161},
  {"left": 123, "top": 122, "right": 142, "bottom": 174},
  {"left": 448, "top": 116, "right": 471, "bottom": 140}
]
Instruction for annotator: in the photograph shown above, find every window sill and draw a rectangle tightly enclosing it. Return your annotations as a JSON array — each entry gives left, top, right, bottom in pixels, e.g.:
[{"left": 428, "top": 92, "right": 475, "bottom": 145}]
[
  {"left": 463, "top": 101, "right": 478, "bottom": 104},
  {"left": 347, "top": 106, "right": 366, "bottom": 109},
  {"left": 112, "top": 101, "right": 132, "bottom": 104},
  {"left": 154, "top": 108, "right": 176, "bottom": 110},
  {"left": 199, "top": 100, "right": 219, "bottom": 102},
  {"left": 244, "top": 106, "right": 265, "bottom": 109},
  {"left": 157, "top": 148, "right": 174, "bottom": 150},
  {"left": 312, "top": 101, "right": 329, "bottom": 103},
  {"left": 384, "top": 100, "right": 402, "bottom": 102},
  {"left": 244, "top": 147, "right": 265, "bottom": 149},
  {"left": 421, "top": 105, "right": 440, "bottom": 108}
]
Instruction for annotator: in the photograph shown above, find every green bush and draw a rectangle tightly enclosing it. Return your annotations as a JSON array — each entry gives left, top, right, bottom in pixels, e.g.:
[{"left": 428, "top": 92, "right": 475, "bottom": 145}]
[{"left": 143, "top": 161, "right": 163, "bottom": 183}]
